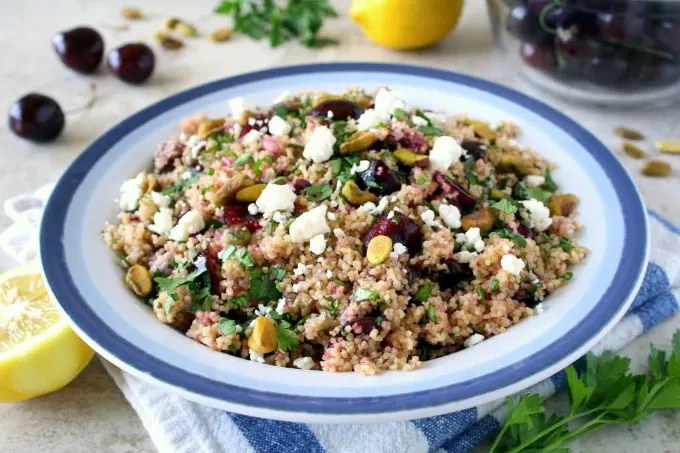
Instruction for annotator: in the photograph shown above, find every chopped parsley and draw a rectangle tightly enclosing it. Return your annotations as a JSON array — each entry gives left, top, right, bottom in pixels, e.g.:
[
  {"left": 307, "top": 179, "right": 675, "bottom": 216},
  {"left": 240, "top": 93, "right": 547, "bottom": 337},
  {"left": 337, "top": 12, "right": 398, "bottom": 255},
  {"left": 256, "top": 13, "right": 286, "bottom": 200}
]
[
  {"left": 543, "top": 167, "right": 558, "bottom": 191},
  {"left": 268, "top": 219, "right": 279, "bottom": 235},
  {"left": 154, "top": 266, "right": 206, "bottom": 294},
  {"left": 376, "top": 316, "right": 384, "bottom": 326},
  {"left": 426, "top": 305, "right": 437, "bottom": 323},
  {"left": 560, "top": 237, "right": 574, "bottom": 253},
  {"left": 276, "top": 320, "right": 298, "bottom": 351},
  {"left": 208, "top": 168, "right": 215, "bottom": 176},
  {"left": 233, "top": 152, "right": 253, "bottom": 167},
  {"left": 226, "top": 293, "right": 249, "bottom": 309},
  {"left": 491, "top": 278, "right": 500, "bottom": 293},
  {"left": 525, "top": 186, "right": 552, "bottom": 203},
  {"left": 219, "top": 245, "right": 254, "bottom": 268},
  {"left": 288, "top": 143, "right": 305, "bottom": 151},
  {"left": 415, "top": 174, "right": 431, "bottom": 186},
  {"left": 269, "top": 176, "right": 287, "bottom": 184},
  {"left": 491, "top": 198, "right": 519, "bottom": 215},
  {"left": 253, "top": 156, "right": 274, "bottom": 174},
  {"left": 324, "top": 297, "right": 339, "bottom": 316},
  {"left": 331, "top": 155, "right": 361, "bottom": 183},
  {"left": 205, "top": 218, "right": 223, "bottom": 229},
  {"left": 161, "top": 173, "right": 200, "bottom": 197},
  {"left": 392, "top": 108, "right": 408, "bottom": 120},
  {"left": 419, "top": 125, "right": 446, "bottom": 137},
  {"left": 304, "top": 183, "right": 333, "bottom": 202},
  {"left": 218, "top": 319, "right": 237, "bottom": 335},
  {"left": 414, "top": 281, "right": 434, "bottom": 303},
  {"left": 492, "top": 229, "right": 528, "bottom": 247},
  {"left": 249, "top": 267, "right": 282, "bottom": 303},
  {"left": 476, "top": 286, "right": 486, "bottom": 301},
  {"left": 560, "top": 272, "right": 574, "bottom": 281},
  {"left": 274, "top": 105, "right": 288, "bottom": 117},
  {"left": 353, "top": 287, "right": 380, "bottom": 302}
]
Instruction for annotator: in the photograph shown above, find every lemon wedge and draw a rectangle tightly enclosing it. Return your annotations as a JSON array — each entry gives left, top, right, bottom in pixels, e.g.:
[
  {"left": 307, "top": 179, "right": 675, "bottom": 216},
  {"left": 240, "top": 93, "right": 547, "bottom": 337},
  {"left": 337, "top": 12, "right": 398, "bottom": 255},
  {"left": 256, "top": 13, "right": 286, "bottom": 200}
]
[
  {"left": 0, "top": 263, "right": 94, "bottom": 402},
  {"left": 350, "top": 0, "right": 465, "bottom": 50}
]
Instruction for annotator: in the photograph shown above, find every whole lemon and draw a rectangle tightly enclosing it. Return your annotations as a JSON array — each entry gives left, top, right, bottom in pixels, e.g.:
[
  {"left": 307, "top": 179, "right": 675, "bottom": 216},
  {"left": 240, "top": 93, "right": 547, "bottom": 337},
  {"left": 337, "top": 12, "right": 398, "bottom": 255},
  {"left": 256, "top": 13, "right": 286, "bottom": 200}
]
[{"left": 351, "top": 0, "right": 465, "bottom": 50}]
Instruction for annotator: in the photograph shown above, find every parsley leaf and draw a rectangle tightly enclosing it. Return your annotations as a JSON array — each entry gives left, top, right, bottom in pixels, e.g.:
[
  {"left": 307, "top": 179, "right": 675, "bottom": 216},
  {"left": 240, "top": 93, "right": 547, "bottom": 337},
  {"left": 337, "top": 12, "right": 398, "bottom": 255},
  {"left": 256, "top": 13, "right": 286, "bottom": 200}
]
[
  {"left": 393, "top": 108, "right": 408, "bottom": 121},
  {"left": 249, "top": 267, "right": 282, "bottom": 303},
  {"left": 154, "top": 266, "right": 206, "bottom": 294},
  {"left": 414, "top": 281, "right": 434, "bottom": 303},
  {"left": 491, "top": 198, "right": 519, "bottom": 214},
  {"left": 525, "top": 186, "right": 552, "bottom": 203},
  {"left": 226, "top": 293, "right": 249, "bottom": 309},
  {"left": 324, "top": 297, "right": 339, "bottom": 316},
  {"left": 233, "top": 152, "right": 253, "bottom": 167},
  {"left": 491, "top": 278, "right": 500, "bottom": 293},
  {"left": 161, "top": 173, "right": 200, "bottom": 197},
  {"left": 476, "top": 286, "right": 486, "bottom": 301},
  {"left": 419, "top": 125, "right": 445, "bottom": 137},
  {"left": 426, "top": 305, "right": 437, "bottom": 323},
  {"left": 560, "top": 271, "right": 573, "bottom": 281},
  {"left": 218, "top": 319, "right": 237, "bottom": 335},
  {"left": 353, "top": 287, "right": 380, "bottom": 302},
  {"left": 559, "top": 237, "right": 574, "bottom": 253},
  {"left": 303, "top": 183, "right": 333, "bottom": 202},
  {"left": 543, "top": 167, "right": 558, "bottom": 191},
  {"left": 276, "top": 320, "right": 299, "bottom": 351},
  {"left": 253, "top": 156, "right": 273, "bottom": 174},
  {"left": 219, "top": 245, "right": 254, "bottom": 268},
  {"left": 492, "top": 229, "right": 528, "bottom": 247}
]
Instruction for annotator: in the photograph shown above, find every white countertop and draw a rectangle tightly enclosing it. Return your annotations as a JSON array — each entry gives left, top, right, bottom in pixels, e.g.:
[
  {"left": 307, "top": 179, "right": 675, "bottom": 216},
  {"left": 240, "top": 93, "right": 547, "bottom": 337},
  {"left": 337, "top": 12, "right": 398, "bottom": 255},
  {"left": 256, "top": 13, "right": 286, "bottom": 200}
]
[{"left": 1, "top": 1, "right": 678, "bottom": 452}]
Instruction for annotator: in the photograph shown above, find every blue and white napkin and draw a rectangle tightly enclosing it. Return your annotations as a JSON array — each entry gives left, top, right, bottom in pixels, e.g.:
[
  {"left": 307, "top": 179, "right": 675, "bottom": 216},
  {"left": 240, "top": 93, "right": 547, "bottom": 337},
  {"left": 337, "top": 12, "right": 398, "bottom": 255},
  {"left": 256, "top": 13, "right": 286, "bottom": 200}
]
[{"left": 3, "top": 188, "right": 679, "bottom": 453}]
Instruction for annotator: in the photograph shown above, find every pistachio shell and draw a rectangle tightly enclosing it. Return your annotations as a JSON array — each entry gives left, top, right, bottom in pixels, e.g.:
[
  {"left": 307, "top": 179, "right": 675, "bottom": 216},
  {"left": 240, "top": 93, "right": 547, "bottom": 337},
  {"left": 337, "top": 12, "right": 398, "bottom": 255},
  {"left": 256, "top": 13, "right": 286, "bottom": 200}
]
[
  {"left": 138, "top": 198, "right": 158, "bottom": 221},
  {"left": 209, "top": 27, "right": 233, "bottom": 42},
  {"left": 197, "top": 118, "right": 226, "bottom": 139},
  {"left": 214, "top": 175, "right": 254, "bottom": 206},
  {"left": 163, "top": 17, "right": 180, "bottom": 30},
  {"left": 489, "top": 188, "right": 508, "bottom": 200},
  {"left": 461, "top": 208, "right": 497, "bottom": 234},
  {"left": 393, "top": 148, "right": 428, "bottom": 167},
  {"left": 248, "top": 317, "right": 278, "bottom": 354},
  {"left": 622, "top": 142, "right": 646, "bottom": 159},
  {"left": 614, "top": 126, "right": 645, "bottom": 141},
  {"left": 641, "top": 160, "right": 672, "bottom": 177},
  {"left": 339, "top": 131, "right": 377, "bottom": 155},
  {"left": 467, "top": 120, "right": 496, "bottom": 140},
  {"left": 175, "top": 22, "right": 197, "bottom": 37},
  {"left": 235, "top": 183, "right": 267, "bottom": 203},
  {"left": 144, "top": 174, "right": 158, "bottom": 193},
  {"left": 225, "top": 226, "right": 252, "bottom": 246},
  {"left": 341, "top": 180, "right": 377, "bottom": 205},
  {"left": 367, "top": 235, "right": 393, "bottom": 265},
  {"left": 656, "top": 141, "right": 680, "bottom": 154},
  {"left": 547, "top": 194, "right": 579, "bottom": 217},
  {"left": 496, "top": 153, "right": 531, "bottom": 176},
  {"left": 121, "top": 7, "right": 143, "bottom": 19},
  {"left": 125, "top": 265, "right": 152, "bottom": 297}
]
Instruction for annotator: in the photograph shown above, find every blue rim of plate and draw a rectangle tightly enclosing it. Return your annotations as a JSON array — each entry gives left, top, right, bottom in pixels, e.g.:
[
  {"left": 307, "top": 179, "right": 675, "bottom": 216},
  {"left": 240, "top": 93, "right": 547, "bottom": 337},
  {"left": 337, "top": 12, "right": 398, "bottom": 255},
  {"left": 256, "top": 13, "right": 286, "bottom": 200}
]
[{"left": 40, "top": 63, "right": 648, "bottom": 415}]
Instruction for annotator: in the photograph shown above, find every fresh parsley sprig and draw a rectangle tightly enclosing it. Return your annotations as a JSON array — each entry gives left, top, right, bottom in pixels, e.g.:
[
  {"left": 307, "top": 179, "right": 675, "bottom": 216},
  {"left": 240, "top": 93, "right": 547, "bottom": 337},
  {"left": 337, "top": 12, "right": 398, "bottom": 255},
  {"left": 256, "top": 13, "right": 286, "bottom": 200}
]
[
  {"left": 215, "top": 0, "right": 338, "bottom": 48},
  {"left": 490, "top": 330, "right": 680, "bottom": 453}
]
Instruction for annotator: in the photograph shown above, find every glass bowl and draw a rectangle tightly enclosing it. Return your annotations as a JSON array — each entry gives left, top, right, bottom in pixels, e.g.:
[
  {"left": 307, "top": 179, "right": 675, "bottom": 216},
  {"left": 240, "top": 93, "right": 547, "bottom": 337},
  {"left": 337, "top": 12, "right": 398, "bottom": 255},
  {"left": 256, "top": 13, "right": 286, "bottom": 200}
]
[{"left": 487, "top": 0, "right": 680, "bottom": 107}]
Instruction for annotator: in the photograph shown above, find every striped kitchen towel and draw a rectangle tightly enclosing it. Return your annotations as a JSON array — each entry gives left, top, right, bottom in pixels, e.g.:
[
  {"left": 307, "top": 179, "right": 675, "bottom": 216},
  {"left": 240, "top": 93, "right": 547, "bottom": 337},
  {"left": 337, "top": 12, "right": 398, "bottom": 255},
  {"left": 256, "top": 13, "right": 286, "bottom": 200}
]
[{"left": 2, "top": 187, "right": 679, "bottom": 453}]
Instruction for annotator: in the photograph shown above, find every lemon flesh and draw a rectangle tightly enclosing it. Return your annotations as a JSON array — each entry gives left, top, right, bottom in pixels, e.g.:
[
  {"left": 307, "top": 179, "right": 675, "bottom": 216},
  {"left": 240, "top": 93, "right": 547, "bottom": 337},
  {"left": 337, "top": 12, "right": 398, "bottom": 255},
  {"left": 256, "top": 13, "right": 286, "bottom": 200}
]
[
  {"left": 0, "top": 264, "right": 94, "bottom": 402},
  {"left": 351, "top": 0, "right": 465, "bottom": 50}
]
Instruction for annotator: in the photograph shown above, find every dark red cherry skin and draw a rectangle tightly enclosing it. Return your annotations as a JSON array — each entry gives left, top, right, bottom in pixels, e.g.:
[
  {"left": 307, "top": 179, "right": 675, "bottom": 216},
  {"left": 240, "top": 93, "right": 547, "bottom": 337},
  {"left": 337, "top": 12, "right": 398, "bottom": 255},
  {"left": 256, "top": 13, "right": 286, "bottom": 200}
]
[
  {"left": 436, "top": 259, "right": 474, "bottom": 291},
  {"left": 461, "top": 140, "right": 488, "bottom": 161},
  {"left": 291, "top": 179, "right": 312, "bottom": 194},
  {"left": 8, "top": 93, "right": 65, "bottom": 142},
  {"left": 363, "top": 211, "right": 423, "bottom": 254},
  {"left": 516, "top": 222, "right": 534, "bottom": 239},
  {"left": 107, "top": 43, "right": 155, "bottom": 84},
  {"left": 53, "top": 26, "right": 104, "bottom": 74},
  {"left": 520, "top": 42, "right": 557, "bottom": 71},
  {"left": 433, "top": 172, "right": 477, "bottom": 212},
  {"left": 359, "top": 160, "right": 402, "bottom": 196},
  {"left": 310, "top": 99, "right": 364, "bottom": 120},
  {"left": 221, "top": 204, "right": 262, "bottom": 233}
]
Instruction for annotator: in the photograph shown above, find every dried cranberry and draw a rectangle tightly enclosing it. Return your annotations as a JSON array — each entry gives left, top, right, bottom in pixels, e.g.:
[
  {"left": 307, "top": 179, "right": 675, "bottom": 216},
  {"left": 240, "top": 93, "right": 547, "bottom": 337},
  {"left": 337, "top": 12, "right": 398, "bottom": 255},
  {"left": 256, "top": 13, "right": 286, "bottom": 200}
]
[
  {"left": 436, "top": 259, "right": 473, "bottom": 291},
  {"left": 238, "top": 113, "right": 269, "bottom": 138},
  {"left": 461, "top": 140, "right": 487, "bottom": 161},
  {"left": 311, "top": 99, "right": 364, "bottom": 120},
  {"left": 516, "top": 222, "right": 534, "bottom": 239},
  {"left": 291, "top": 179, "right": 311, "bottom": 194},
  {"left": 359, "top": 160, "right": 401, "bottom": 196},
  {"left": 363, "top": 211, "right": 422, "bottom": 254},
  {"left": 222, "top": 204, "right": 261, "bottom": 233},
  {"left": 515, "top": 288, "right": 540, "bottom": 308},
  {"left": 203, "top": 247, "right": 222, "bottom": 295},
  {"left": 370, "top": 135, "right": 399, "bottom": 152},
  {"left": 434, "top": 172, "right": 477, "bottom": 211}
]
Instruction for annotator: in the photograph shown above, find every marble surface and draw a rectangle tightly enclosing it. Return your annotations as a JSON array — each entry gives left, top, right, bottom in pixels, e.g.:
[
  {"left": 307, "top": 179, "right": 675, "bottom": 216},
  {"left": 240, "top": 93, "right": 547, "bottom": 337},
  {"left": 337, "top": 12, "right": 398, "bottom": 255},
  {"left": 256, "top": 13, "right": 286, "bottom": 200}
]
[{"left": 0, "top": 1, "right": 679, "bottom": 452}]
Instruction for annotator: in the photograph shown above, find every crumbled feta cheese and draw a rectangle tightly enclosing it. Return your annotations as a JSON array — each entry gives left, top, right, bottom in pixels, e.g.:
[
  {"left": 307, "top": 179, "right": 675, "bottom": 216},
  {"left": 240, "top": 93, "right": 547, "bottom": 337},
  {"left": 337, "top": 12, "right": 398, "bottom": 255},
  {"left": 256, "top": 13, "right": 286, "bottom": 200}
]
[
  {"left": 289, "top": 205, "right": 331, "bottom": 242},
  {"left": 149, "top": 208, "right": 174, "bottom": 235},
  {"left": 309, "top": 234, "right": 327, "bottom": 255},
  {"left": 360, "top": 197, "right": 389, "bottom": 215},
  {"left": 458, "top": 227, "right": 485, "bottom": 252},
  {"left": 273, "top": 90, "right": 292, "bottom": 104},
  {"left": 501, "top": 254, "right": 525, "bottom": 276},
  {"left": 356, "top": 109, "right": 381, "bottom": 131},
  {"left": 327, "top": 110, "right": 334, "bottom": 119},
  {"left": 327, "top": 212, "right": 337, "bottom": 221},
  {"left": 255, "top": 183, "right": 296, "bottom": 215},
  {"left": 373, "top": 88, "right": 405, "bottom": 120},
  {"left": 293, "top": 263, "right": 309, "bottom": 276},
  {"left": 119, "top": 173, "right": 146, "bottom": 211},
  {"left": 268, "top": 115, "right": 292, "bottom": 137},
  {"left": 255, "top": 303, "right": 272, "bottom": 317},
  {"left": 330, "top": 200, "right": 338, "bottom": 208},
  {"left": 169, "top": 210, "right": 205, "bottom": 242},
  {"left": 242, "top": 129, "right": 262, "bottom": 144},
  {"left": 438, "top": 203, "right": 461, "bottom": 229},
  {"left": 429, "top": 136, "right": 465, "bottom": 171},
  {"left": 256, "top": 119, "right": 264, "bottom": 126},
  {"left": 179, "top": 132, "right": 188, "bottom": 141},
  {"left": 248, "top": 117, "right": 256, "bottom": 126},
  {"left": 181, "top": 171, "right": 193, "bottom": 180},
  {"left": 292, "top": 283, "right": 302, "bottom": 293},
  {"left": 333, "top": 228, "right": 345, "bottom": 238},
  {"left": 411, "top": 115, "right": 429, "bottom": 127},
  {"left": 249, "top": 350, "right": 265, "bottom": 363},
  {"left": 150, "top": 191, "right": 171, "bottom": 209},
  {"left": 228, "top": 97, "right": 247, "bottom": 120},
  {"left": 525, "top": 175, "right": 546, "bottom": 187},
  {"left": 272, "top": 211, "right": 288, "bottom": 223},
  {"left": 522, "top": 199, "right": 553, "bottom": 232},
  {"left": 190, "top": 140, "right": 207, "bottom": 159},
  {"left": 303, "top": 126, "right": 336, "bottom": 163},
  {"left": 464, "top": 333, "right": 485, "bottom": 348},
  {"left": 534, "top": 303, "right": 544, "bottom": 314},
  {"left": 350, "top": 160, "right": 371, "bottom": 175},
  {"left": 390, "top": 242, "right": 408, "bottom": 260},
  {"left": 187, "top": 135, "right": 200, "bottom": 147},
  {"left": 387, "top": 210, "right": 395, "bottom": 219},
  {"left": 425, "top": 111, "right": 446, "bottom": 125},
  {"left": 232, "top": 123, "right": 242, "bottom": 137},
  {"left": 293, "top": 356, "right": 315, "bottom": 370},
  {"left": 420, "top": 209, "right": 442, "bottom": 228},
  {"left": 275, "top": 298, "right": 286, "bottom": 316},
  {"left": 248, "top": 203, "right": 259, "bottom": 215},
  {"left": 326, "top": 269, "right": 333, "bottom": 278},
  {"left": 455, "top": 250, "right": 478, "bottom": 263},
  {"left": 360, "top": 201, "right": 376, "bottom": 213}
]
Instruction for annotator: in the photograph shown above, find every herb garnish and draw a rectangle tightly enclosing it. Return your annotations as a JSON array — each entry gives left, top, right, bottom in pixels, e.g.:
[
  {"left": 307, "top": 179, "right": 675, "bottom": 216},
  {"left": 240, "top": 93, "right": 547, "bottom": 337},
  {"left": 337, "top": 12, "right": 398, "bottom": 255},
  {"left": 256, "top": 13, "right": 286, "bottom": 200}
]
[
  {"left": 426, "top": 305, "right": 437, "bottom": 323},
  {"left": 492, "top": 229, "right": 528, "bottom": 247},
  {"left": 543, "top": 167, "right": 558, "bottom": 191},
  {"left": 414, "top": 281, "right": 434, "bottom": 303},
  {"left": 276, "top": 320, "right": 299, "bottom": 351},
  {"left": 215, "top": 0, "right": 338, "bottom": 49},
  {"left": 161, "top": 173, "right": 200, "bottom": 197},
  {"left": 304, "top": 183, "right": 333, "bottom": 202},
  {"left": 219, "top": 245, "right": 255, "bottom": 268},
  {"left": 226, "top": 293, "right": 249, "bottom": 309},
  {"left": 233, "top": 152, "right": 253, "bottom": 167},
  {"left": 324, "top": 297, "right": 339, "bottom": 316},
  {"left": 491, "top": 278, "right": 500, "bottom": 293},
  {"left": 393, "top": 108, "right": 408, "bottom": 121},
  {"left": 353, "top": 287, "right": 380, "bottom": 302},
  {"left": 559, "top": 237, "right": 574, "bottom": 253},
  {"left": 525, "top": 186, "right": 552, "bottom": 203},
  {"left": 491, "top": 199, "right": 519, "bottom": 215},
  {"left": 490, "top": 330, "right": 680, "bottom": 452},
  {"left": 218, "top": 319, "right": 237, "bottom": 335}
]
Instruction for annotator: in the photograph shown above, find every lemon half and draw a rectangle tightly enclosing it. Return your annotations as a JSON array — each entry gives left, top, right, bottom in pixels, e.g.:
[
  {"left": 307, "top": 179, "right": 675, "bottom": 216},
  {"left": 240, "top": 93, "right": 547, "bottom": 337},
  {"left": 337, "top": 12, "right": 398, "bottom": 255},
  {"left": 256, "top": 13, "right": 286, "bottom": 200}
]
[
  {"left": 351, "top": 0, "right": 465, "bottom": 50},
  {"left": 0, "top": 263, "right": 94, "bottom": 402}
]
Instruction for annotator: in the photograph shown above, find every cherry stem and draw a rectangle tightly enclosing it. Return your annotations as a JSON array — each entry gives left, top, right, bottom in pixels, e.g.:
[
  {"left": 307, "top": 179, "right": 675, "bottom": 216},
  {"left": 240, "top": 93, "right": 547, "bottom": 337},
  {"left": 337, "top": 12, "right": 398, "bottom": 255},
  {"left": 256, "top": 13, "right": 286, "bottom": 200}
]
[{"left": 64, "top": 82, "right": 97, "bottom": 115}]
